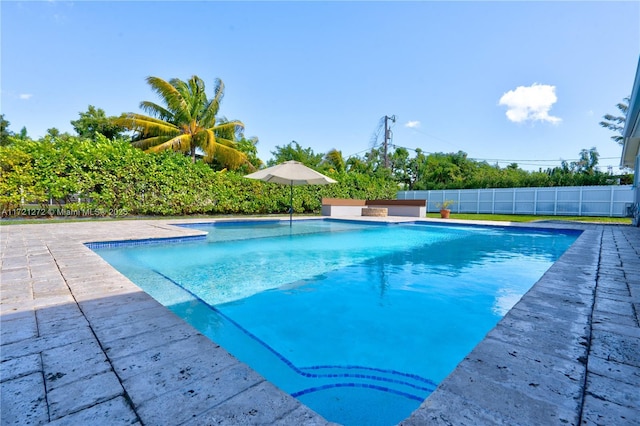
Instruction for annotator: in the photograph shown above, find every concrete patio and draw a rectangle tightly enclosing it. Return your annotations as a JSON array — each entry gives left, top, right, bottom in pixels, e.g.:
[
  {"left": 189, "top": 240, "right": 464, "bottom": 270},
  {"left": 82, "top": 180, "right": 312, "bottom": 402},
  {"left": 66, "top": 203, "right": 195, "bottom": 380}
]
[{"left": 1, "top": 218, "right": 638, "bottom": 425}]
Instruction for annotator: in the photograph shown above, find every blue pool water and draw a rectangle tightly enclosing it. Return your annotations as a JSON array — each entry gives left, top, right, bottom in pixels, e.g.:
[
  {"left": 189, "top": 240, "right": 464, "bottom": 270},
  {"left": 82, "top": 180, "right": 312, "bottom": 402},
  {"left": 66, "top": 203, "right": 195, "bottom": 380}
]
[{"left": 90, "top": 219, "right": 580, "bottom": 425}]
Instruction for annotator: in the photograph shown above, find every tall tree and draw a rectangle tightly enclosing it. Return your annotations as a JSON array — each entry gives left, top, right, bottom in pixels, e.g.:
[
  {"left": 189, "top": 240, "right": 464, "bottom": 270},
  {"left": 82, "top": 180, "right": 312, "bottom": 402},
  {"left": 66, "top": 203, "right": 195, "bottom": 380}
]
[
  {"left": 389, "top": 147, "right": 411, "bottom": 188},
  {"left": 17, "top": 127, "right": 28, "bottom": 141},
  {"left": 0, "top": 114, "right": 13, "bottom": 146},
  {"left": 71, "top": 105, "right": 126, "bottom": 140},
  {"left": 570, "top": 147, "right": 600, "bottom": 174},
  {"left": 600, "top": 97, "right": 629, "bottom": 146},
  {"left": 406, "top": 148, "right": 428, "bottom": 190},
  {"left": 117, "top": 75, "right": 247, "bottom": 169}
]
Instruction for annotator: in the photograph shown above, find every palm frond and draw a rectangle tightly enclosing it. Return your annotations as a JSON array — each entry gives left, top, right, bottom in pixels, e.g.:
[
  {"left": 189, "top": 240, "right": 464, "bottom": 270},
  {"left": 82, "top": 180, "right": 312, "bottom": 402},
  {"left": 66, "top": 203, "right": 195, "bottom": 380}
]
[
  {"left": 212, "top": 120, "right": 245, "bottom": 138},
  {"left": 145, "top": 134, "right": 192, "bottom": 154},
  {"left": 187, "top": 76, "right": 208, "bottom": 124},
  {"left": 212, "top": 137, "right": 236, "bottom": 148},
  {"left": 213, "top": 143, "right": 248, "bottom": 170},
  {"left": 169, "top": 78, "right": 195, "bottom": 124},
  {"left": 129, "top": 113, "right": 179, "bottom": 128},
  {"left": 201, "top": 129, "right": 246, "bottom": 169},
  {"left": 118, "top": 113, "right": 180, "bottom": 136},
  {"left": 212, "top": 120, "right": 234, "bottom": 141},
  {"left": 202, "top": 78, "right": 224, "bottom": 125},
  {"left": 139, "top": 101, "right": 173, "bottom": 122},
  {"left": 201, "top": 129, "right": 218, "bottom": 161},
  {"left": 133, "top": 135, "right": 173, "bottom": 150},
  {"left": 146, "top": 76, "right": 189, "bottom": 120},
  {"left": 601, "top": 114, "right": 626, "bottom": 125}
]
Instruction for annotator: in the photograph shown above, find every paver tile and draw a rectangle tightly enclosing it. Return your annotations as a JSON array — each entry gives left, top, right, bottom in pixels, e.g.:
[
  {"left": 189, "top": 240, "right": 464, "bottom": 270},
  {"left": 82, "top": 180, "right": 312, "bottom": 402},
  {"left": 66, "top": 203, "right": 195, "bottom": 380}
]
[
  {"left": 590, "top": 328, "right": 640, "bottom": 367},
  {"left": 42, "top": 338, "right": 112, "bottom": 391},
  {"left": 0, "top": 372, "right": 49, "bottom": 425},
  {"left": 135, "top": 364, "right": 264, "bottom": 425},
  {"left": 0, "top": 353, "right": 41, "bottom": 383},
  {"left": 1, "top": 325, "right": 94, "bottom": 362},
  {"left": 47, "top": 396, "right": 140, "bottom": 426},
  {"left": 587, "top": 356, "right": 640, "bottom": 386},
  {"left": 91, "top": 304, "right": 187, "bottom": 344},
  {"left": 457, "top": 336, "right": 585, "bottom": 410},
  {"left": 103, "top": 322, "right": 200, "bottom": 361},
  {"left": 581, "top": 395, "right": 640, "bottom": 426},
  {"left": 0, "top": 311, "right": 38, "bottom": 345},
  {"left": 190, "top": 380, "right": 314, "bottom": 426},
  {"left": 112, "top": 333, "right": 230, "bottom": 381},
  {"left": 585, "top": 374, "right": 640, "bottom": 410},
  {"left": 47, "top": 370, "right": 124, "bottom": 420},
  {"left": 36, "top": 303, "right": 88, "bottom": 335}
]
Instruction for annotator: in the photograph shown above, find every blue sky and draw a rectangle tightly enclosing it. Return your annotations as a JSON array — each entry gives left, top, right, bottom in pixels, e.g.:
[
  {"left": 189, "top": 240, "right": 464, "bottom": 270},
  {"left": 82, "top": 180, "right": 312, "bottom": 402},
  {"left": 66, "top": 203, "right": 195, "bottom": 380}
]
[{"left": 2, "top": 1, "right": 639, "bottom": 171}]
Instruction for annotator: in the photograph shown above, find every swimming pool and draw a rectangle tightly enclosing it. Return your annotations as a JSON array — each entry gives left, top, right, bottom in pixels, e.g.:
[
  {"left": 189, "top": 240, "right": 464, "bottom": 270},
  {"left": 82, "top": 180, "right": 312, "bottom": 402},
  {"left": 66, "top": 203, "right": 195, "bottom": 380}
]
[{"left": 90, "top": 219, "right": 580, "bottom": 425}]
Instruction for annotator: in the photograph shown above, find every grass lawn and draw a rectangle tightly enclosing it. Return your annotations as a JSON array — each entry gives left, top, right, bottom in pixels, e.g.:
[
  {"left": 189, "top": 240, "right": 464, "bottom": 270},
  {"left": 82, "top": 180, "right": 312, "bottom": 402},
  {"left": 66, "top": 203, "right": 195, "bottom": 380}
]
[{"left": 426, "top": 212, "right": 632, "bottom": 224}]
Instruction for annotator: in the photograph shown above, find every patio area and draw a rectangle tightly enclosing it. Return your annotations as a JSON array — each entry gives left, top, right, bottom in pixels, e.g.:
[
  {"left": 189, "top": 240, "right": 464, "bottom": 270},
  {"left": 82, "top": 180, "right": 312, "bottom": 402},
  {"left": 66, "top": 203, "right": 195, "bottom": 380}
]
[{"left": 1, "top": 218, "right": 638, "bottom": 425}]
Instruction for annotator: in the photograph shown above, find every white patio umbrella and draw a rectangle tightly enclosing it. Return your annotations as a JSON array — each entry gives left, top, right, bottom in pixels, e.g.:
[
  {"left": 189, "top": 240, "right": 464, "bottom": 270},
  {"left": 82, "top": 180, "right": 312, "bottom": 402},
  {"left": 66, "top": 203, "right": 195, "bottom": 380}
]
[{"left": 245, "top": 160, "right": 337, "bottom": 225}]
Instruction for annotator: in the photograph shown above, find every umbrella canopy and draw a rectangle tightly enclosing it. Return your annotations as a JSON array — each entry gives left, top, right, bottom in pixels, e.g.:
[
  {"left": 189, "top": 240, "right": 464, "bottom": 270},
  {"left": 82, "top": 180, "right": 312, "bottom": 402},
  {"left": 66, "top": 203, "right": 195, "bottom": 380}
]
[
  {"left": 245, "top": 160, "right": 337, "bottom": 186},
  {"left": 245, "top": 160, "right": 337, "bottom": 224}
]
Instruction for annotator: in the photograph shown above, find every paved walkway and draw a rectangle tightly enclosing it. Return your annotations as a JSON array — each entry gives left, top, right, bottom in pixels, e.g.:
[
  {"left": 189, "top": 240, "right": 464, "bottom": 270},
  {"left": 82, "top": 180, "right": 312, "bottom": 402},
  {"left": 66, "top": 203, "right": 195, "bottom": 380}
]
[{"left": 1, "top": 218, "right": 638, "bottom": 425}]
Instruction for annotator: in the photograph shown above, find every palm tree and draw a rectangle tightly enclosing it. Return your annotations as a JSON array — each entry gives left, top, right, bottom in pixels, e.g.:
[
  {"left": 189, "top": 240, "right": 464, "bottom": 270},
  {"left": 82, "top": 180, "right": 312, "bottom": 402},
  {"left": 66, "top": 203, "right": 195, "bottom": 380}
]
[
  {"left": 323, "top": 149, "right": 345, "bottom": 173},
  {"left": 118, "top": 75, "right": 248, "bottom": 169},
  {"left": 600, "top": 97, "right": 629, "bottom": 146}
]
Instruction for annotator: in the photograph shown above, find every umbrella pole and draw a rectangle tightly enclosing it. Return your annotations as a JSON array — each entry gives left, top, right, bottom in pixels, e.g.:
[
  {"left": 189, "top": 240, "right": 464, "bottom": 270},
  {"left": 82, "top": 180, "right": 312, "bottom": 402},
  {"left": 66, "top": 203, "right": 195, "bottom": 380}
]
[{"left": 289, "top": 182, "right": 293, "bottom": 227}]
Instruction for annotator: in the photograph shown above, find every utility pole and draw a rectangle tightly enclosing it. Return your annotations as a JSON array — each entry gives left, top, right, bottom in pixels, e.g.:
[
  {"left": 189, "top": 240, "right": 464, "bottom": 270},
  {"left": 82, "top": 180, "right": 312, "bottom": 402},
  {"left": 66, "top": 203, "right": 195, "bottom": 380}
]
[{"left": 383, "top": 115, "right": 396, "bottom": 168}]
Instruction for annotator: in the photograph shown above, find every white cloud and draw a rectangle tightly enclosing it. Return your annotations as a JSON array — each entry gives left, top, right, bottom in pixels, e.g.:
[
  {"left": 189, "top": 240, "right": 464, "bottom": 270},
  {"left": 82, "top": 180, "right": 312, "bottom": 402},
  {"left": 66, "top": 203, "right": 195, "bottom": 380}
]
[
  {"left": 19, "top": 94, "right": 33, "bottom": 100},
  {"left": 498, "top": 83, "right": 561, "bottom": 124},
  {"left": 405, "top": 120, "right": 421, "bottom": 128}
]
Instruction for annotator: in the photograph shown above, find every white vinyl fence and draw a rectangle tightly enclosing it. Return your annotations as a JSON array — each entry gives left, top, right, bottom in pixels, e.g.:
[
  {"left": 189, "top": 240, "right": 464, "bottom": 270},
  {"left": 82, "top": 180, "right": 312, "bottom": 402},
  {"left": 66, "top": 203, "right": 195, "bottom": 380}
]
[{"left": 398, "top": 185, "right": 634, "bottom": 217}]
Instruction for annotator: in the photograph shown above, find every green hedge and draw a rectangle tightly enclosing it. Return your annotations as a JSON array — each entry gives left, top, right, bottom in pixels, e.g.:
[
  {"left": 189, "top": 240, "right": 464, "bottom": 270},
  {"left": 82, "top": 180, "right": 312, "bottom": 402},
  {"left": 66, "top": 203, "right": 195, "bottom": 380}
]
[{"left": 0, "top": 137, "right": 397, "bottom": 216}]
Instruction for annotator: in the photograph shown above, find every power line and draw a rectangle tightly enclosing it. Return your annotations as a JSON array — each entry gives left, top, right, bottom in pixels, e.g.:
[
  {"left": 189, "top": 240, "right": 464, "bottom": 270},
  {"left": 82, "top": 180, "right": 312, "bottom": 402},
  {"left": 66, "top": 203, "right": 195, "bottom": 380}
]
[
  {"left": 468, "top": 156, "right": 621, "bottom": 163},
  {"left": 352, "top": 138, "right": 624, "bottom": 167},
  {"left": 347, "top": 118, "right": 626, "bottom": 169},
  {"left": 405, "top": 127, "right": 463, "bottom": 151},
  {"left": 404, "top": 127, "right": 624, "bottom": 166},
  {"left": 390, "top": 144, "right": 626, "bottom": 169}
]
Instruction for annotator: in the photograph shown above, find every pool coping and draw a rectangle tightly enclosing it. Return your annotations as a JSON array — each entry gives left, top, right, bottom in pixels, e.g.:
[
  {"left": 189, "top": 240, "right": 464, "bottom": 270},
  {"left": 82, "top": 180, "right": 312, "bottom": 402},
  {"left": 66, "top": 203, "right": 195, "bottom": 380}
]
[{"left": 1, "top": 217, "right": 638, "bottom": 425}]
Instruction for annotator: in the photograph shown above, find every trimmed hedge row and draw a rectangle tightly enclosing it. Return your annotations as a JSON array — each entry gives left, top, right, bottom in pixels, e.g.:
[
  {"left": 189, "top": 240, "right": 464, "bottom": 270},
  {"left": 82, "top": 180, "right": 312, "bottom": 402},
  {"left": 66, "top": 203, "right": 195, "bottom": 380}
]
[{"left": 0, "top": 137, "right": 397, "bottom": 216}]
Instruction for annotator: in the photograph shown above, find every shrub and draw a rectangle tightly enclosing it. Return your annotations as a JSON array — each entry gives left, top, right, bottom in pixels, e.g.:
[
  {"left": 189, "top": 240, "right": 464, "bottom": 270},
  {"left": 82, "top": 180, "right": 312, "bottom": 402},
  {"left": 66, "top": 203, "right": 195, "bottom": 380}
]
[{"left": 0, "top": 137, "right": 398, "bottom": 217}]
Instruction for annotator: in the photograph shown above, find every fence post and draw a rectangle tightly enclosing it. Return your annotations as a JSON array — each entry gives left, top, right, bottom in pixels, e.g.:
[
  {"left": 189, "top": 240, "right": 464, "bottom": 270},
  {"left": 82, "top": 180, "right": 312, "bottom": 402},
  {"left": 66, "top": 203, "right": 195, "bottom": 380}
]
[
  {"left": 477, "top": 190, "right": 480, "bottom": 214},
  {"left": 610, "top": 186, "right": 615, "bottom": 217},
  {"left": 554, "top": 188, "right": 558, "bottom": 215},
  {"left": 492, "top": 189, "right": 496, "bottom": 214},
  {"left": 534, "top": 188, "right": 538, "bottom": 215},
  {"left": 579, "top": 187, "right": 583, "bottom": 216},
  {"left": 512, "top": 189, "right": 516, "bottom": 214}
]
